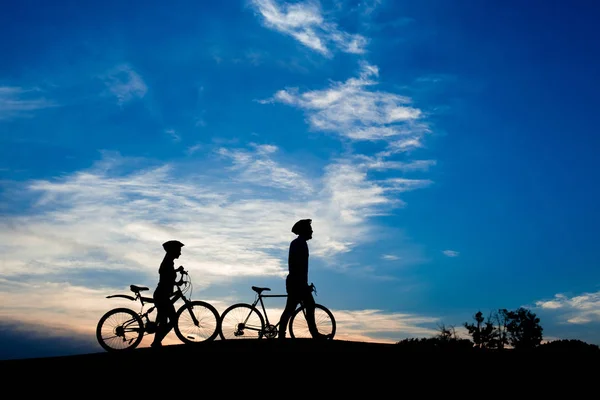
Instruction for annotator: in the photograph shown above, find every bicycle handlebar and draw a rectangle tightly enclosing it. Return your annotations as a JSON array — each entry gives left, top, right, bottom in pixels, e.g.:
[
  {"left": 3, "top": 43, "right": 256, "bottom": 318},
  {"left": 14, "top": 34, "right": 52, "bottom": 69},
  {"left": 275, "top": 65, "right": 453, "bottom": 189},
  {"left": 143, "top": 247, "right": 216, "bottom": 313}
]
[{"left": 175, "top": 266, "right": 189, "bottom": 287}]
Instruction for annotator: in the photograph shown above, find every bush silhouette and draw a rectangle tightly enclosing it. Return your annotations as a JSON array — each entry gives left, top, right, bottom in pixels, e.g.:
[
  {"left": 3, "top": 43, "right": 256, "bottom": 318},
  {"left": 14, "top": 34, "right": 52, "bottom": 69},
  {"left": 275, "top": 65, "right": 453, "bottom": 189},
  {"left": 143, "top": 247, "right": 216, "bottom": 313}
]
[
  {"left": 536, "top": 339, "right": 600, "bottom": 353},
  {"left": 396, "top": 337, "right": 474, "bottom": 351},
  {"left": 463, "top": 307, "right": 544, "bottom": 350}
]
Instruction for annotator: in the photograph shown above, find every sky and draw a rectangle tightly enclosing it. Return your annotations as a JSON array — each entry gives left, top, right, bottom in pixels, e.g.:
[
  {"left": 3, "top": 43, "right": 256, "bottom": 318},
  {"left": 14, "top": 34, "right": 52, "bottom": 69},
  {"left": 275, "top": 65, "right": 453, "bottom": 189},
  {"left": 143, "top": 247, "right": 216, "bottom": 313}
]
[{"left": 1, "top": 0, "right": 600, "bottom": 360}]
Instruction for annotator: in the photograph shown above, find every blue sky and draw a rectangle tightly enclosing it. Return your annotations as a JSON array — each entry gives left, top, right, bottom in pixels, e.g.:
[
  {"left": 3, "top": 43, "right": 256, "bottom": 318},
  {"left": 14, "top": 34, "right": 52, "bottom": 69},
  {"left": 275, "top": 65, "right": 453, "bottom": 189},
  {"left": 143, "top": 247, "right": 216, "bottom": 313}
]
[{"left": 2, "top": 0, "right": 600, "bottom": 359}]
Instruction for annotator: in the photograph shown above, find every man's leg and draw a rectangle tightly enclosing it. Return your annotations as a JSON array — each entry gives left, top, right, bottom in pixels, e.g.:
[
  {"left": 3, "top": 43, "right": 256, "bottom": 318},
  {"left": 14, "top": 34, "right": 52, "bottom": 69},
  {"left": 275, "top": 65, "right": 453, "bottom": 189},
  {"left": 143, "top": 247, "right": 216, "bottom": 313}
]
[
  {"left": 303, "top": 292, "right": 330, "bottom": 339},
  {"left": 302, "top": 292, "right": 321, "bottom": 338},
  {"left": 278, "top": 295, "right": 299, "bottom": 339}
]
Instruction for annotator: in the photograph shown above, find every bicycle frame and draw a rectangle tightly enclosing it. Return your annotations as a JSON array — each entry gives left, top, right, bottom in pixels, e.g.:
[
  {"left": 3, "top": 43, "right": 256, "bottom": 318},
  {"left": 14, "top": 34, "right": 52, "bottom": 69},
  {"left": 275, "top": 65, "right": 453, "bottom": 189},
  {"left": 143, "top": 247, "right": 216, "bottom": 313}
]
[
  {"left": 105, "top": 274, "right": 199, "bottom": 330},
  {"left": 97, "top": 268, "right": 222, "bottom": 352},
  {"left": 219, "top": 282, "right": 335, "bottom": 341},
  {"left": 242, "top": 285, "right": 316, "bottom": 336},
  {"left": 250, "top": 291, "right": 288, "bottom": 330}
]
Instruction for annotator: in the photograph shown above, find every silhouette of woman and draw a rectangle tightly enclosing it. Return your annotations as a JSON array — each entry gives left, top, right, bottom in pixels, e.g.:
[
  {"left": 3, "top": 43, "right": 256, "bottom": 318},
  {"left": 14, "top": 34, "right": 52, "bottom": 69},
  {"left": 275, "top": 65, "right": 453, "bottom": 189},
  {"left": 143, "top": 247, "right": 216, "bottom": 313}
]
[
  {"left": 151, "top": 240, "right": 185, "bottom": 348},
  {"left": 278, "top": 219, "right": 330, "bottom": 340}
]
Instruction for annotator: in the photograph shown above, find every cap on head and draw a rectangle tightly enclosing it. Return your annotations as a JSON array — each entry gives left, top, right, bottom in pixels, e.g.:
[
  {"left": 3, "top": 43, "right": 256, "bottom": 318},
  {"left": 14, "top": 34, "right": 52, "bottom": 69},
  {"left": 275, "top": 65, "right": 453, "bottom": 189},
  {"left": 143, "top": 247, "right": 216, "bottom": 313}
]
[
  {"left": 162, "top": 240, "right": 184, "bottom": 253},
  {"left": 291, "top": 219, "right": 312, "bottom": 235}
]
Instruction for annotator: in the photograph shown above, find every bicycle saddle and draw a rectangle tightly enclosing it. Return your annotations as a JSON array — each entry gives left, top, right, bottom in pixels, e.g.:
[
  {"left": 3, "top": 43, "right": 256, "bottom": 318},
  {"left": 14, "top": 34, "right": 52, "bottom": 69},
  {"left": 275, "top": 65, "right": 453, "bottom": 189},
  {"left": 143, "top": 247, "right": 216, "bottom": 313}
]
[
  {"left": 251, "top": 286, "right": 271, "bottom": 294},
  {"left": 130, "top": 285, "right": 149, "bottom": 293}
]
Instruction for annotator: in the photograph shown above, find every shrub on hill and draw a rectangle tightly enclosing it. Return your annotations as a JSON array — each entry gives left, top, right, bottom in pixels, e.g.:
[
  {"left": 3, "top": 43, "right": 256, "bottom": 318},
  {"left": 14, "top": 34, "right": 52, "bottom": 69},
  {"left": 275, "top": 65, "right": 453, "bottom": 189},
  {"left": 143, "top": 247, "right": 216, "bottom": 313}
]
[
  {"left": 536, "top": 339, "right": 600, "bottom": 353},
  {"left": 395, "top": 337, "right": 475, "bottom": 351}
]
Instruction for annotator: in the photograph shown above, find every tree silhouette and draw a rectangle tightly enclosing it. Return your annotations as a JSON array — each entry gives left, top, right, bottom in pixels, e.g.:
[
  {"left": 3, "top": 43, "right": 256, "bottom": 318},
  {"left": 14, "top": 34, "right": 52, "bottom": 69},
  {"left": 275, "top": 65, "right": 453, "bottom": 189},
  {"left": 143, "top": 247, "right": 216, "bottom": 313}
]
[
  {"left": 503, "top": 307, "right": 543, "bottom": 349},
  {"left": 464, "top": 311, "right": 498, "bottom": 349},
  {"left": 463, "top": 308, "right": 543, "bottom": 350},
  {"left": 436, "top": 322, "right": 458, "bottom": 342},
  {"left": 490, "top": 309, "right": 509, "bottom": 349}
]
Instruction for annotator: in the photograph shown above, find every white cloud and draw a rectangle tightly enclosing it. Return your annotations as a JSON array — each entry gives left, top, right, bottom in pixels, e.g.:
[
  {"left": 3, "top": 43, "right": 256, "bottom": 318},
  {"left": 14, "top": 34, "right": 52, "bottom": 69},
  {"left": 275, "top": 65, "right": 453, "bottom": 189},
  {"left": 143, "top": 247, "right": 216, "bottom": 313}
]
[
  {"left": 102, "top": 64, "right": 147, "bottom": 105},
  {"left": 262, "top": 62, "right": 428, "bottom": 154},
  {"left": 0, "top": 86, "right": 57, "bottom": 120},
  {"left": 165, "top": 129, "right": 181, "bottom": 142},
  {"left": 186, "top": 144, "right": 203, "bottom": 155},
  {"left": 0, "top": 143, "right": 432, "bottom": 282},
  {"left": 382, "top": 254, "right": 399, "bottom": 261},
  {"left": 356, "top": 157, "right": 437, "bottom": 172},
  {"left": 384, "top": 178, "right": 433, "bottom": 193},
  {"left": 442, "top": 250, "right": 459, "bottom": 257},
  {"left": 321, "top": 162, "right": 394, "bottom": 222},
  {"left": 250, "top": 0, "right": 368, "bottom": 57},
  {"left": 215, "top": 143, "right": 314, "bottom": 193},
  {"left": 535, "top": 292, "right": 600, "bottom": 324}
]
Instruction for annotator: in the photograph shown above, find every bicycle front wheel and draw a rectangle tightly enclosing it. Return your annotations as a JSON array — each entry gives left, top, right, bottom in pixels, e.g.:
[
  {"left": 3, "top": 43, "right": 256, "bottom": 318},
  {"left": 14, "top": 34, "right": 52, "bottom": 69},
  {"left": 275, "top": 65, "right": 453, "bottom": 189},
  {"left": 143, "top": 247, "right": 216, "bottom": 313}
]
[
  {"left": 174, "top": 301, "right": 221, "bottom": 344},
  {"left": 289, "top": 304, "right": 336, "bottom": 339},
  {"left": 96, "top": 308, "right": 144, "bottom": 352},
  {"left": 219, "top": 303, "right": 265, "bottom": 340}
]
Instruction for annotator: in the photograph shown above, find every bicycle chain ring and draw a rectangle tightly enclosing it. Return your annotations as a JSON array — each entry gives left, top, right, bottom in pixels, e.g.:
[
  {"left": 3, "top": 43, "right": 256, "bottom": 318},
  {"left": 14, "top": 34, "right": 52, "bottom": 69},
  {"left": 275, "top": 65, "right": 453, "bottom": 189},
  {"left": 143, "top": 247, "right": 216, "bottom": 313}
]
[{"left": 264, "top": 324, "right": 278, "bottom": 339}]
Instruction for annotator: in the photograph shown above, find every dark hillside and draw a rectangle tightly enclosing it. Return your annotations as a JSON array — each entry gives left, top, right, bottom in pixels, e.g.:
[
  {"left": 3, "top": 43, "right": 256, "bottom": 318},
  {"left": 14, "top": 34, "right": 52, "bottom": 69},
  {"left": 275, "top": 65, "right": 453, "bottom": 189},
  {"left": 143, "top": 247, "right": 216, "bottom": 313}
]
[{"left": 1, "top": 339, "right": 597, "bottom": 393}]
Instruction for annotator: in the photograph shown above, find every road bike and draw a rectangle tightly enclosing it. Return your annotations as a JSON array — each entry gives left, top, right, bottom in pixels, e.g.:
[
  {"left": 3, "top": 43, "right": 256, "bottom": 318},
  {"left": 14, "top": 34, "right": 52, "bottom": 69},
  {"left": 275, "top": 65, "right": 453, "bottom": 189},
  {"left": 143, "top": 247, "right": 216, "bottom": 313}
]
[
  {"left": 96, "top": 267, "right": 220, "bottom": 352},
  {"left": 219, "top": 283, "right": 336, "bottom": 340}
]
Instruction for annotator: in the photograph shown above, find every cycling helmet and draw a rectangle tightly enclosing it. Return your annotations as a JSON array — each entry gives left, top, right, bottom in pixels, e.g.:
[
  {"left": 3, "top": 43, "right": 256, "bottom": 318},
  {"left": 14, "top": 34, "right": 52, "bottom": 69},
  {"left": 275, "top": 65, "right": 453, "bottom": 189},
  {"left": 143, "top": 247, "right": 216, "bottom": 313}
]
[
  {"left": 162, "top": 240, "right": 184, "bottom": 252},
  {"left": 291, "top": 219, "right": 312, "bottom": 235}
]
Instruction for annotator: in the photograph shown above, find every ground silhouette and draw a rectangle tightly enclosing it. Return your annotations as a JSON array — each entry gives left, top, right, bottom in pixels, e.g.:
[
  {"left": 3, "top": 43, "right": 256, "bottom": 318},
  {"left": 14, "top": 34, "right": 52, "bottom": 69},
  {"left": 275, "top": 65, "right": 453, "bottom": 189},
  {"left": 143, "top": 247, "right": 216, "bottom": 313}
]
[{"left": 1, "top": 338, "right": 596, "bottom": 393}]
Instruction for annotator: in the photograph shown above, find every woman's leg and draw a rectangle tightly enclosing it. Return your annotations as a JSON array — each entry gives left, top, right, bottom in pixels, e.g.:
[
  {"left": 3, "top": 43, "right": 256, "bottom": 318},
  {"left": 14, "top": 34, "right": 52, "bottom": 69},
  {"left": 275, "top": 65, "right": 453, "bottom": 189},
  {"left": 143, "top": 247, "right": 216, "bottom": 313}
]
[
  {"left": 152, "top": 296, "right": 173, "bottom": 346},
  {"left": 152, "top": 306, "right": 167, "bottom": 346}
]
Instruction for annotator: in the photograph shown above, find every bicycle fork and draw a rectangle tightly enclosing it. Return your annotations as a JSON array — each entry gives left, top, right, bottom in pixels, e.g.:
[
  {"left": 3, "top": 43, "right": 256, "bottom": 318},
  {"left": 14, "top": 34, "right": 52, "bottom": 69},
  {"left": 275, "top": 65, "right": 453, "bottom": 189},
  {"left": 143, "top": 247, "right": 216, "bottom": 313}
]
[{"left": 186, "top": 303, "right": 200, "bottom": 326}]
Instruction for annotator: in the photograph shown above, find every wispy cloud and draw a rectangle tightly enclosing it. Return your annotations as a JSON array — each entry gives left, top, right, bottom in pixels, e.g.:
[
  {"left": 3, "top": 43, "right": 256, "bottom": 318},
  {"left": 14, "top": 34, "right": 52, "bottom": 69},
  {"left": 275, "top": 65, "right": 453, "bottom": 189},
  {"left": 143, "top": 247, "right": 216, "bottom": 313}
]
[
  {"left": 0, "top": 144, "right": 431, "bottom": 282},
  {"left": 250, "top": 0, "right": 368, "bottom": 57},
  {"left": 355, "top": 157, "right": 436, "bottom": 172},
  {"left": 319, "top": 161, "right": 432, "bottom": 227},
  {"left": 442, "top": 250, "right": 460, "bottom": 257},
  {"left": 215, "top": 143, "right": 314, "bottom": 193},
  {"left": 165, "top": 129, "right": 181, "bottom": 142},
  {"left": 260, "top": 62, "right": 428, "bottom": 153},
  {"left": 102, "top": 64, "right": 147, "bottom": 106},
  {"left": 0, "top": 127, "right": 439, "bottom": 305},
  {"left": 186, "top": 144, "right": 203, "bottom": 155},
  {"left": 535, "top": 292, "right": 600, "bottom": 324},
  {"left": 257, "top": 62, "right": 434, "bottom": 217},
  {"left": 0, "top": 86, "right": 57, "bottom": 120}
]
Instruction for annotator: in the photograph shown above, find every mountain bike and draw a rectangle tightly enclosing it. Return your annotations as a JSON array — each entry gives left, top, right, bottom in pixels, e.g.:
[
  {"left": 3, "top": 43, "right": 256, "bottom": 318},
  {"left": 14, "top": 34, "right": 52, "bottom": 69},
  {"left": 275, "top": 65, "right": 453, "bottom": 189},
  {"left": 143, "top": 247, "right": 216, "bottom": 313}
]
[
  {"left": 218, "top": 283, "right": 336, "bottom": 340},
  {"left": 96, "top": 267, "right": 220, "bottom": 352}
]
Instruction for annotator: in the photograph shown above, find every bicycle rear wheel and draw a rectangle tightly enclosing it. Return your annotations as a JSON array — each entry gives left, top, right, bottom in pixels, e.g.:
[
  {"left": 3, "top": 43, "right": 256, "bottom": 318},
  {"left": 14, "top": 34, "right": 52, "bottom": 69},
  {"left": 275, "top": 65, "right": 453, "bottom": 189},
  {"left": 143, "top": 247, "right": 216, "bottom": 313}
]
[
  {"left": 174, "top": 300, "right": 221, "bottom": 344},
  {"left": 289, "top": 304, "right": 336, "bottom": 339},
  {"left": 219, "top": 303, "right": 265, "bottom": 340},
  {"left": 96, "top": 308, "right": 144, "bottom": 352}
]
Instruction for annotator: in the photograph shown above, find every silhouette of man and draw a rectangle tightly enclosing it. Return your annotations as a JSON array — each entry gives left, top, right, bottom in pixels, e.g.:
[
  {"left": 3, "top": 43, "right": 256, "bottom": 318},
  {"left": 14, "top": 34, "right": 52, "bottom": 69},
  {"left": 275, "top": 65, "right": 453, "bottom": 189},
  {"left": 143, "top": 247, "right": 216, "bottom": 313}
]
[
  {"left": 151, "top": 240, "right": 185, "bottom": 348},
  {"left": 278, "top": 219, "right": 330, "bottom": 340}
]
